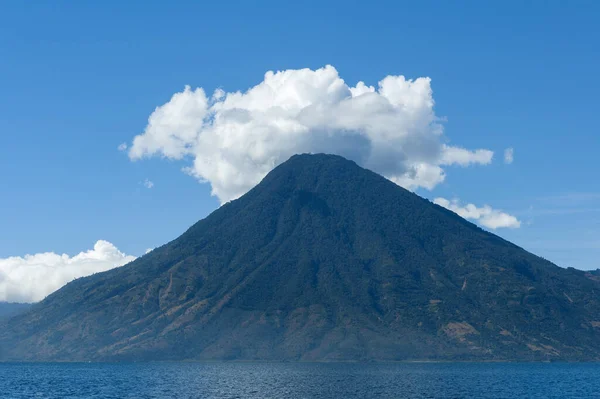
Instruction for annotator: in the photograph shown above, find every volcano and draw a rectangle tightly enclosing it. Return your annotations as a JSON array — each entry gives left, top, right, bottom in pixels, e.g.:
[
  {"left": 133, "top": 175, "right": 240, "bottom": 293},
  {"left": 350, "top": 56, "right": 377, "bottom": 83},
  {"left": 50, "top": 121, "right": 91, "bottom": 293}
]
[{"left": 2, "top": 154, "right": 600, "bottom": 361}]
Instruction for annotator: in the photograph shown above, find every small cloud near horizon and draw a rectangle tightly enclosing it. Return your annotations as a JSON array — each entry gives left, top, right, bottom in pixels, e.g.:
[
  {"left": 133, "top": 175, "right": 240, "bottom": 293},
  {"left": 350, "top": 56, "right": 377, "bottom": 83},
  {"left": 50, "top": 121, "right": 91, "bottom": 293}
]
[
  {"left": 434, "top": 197, "right": 521, "bottom": 229},
  {"left": 504, "top": 147, "right": 514, "bottom": 164},
  {"left": 0, "top": 241, "right": 136, "bottom": 303}
]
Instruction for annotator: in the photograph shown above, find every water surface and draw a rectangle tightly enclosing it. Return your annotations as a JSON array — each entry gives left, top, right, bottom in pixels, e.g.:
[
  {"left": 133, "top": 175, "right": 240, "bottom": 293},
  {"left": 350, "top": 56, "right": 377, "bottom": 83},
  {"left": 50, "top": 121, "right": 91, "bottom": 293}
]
[{"left": 1, "top": 362, "right": 598, "bottom": 398}]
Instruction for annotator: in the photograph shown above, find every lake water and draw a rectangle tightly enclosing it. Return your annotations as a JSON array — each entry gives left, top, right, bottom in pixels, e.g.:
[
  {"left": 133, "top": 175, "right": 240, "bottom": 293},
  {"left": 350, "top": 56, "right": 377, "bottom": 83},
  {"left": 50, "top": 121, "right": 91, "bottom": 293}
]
[{"left": 0, "top": 362, "right": 598, "bottom": 398}]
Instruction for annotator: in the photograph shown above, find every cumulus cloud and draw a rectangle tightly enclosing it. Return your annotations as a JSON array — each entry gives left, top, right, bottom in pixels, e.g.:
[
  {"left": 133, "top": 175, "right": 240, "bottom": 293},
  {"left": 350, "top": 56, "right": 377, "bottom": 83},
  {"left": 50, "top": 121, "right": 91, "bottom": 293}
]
[
  {"left": 504, "top": 147, "right": 514, "bottom": 164},
  {"left": 142, "top": 178, "right": 154, "bottom": 189},
  {"left": 117, "top": 142, "right": 128, "bottom": 152},
  {"left": 434, "top": 197, "right": 521, "bottom": 229},
  {"left": 127, "top": 65, "right": 493, "bottom": 203},
  {"left": 0, "top": 241, "right": 136, "bottom": 303}
]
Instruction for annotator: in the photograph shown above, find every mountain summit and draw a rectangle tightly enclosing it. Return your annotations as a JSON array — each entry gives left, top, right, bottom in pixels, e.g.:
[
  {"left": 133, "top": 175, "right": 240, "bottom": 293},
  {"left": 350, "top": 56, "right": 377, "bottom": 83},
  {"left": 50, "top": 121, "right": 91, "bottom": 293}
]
[{"left": 2, "top": 154, "right": 600, "bottom": 361}]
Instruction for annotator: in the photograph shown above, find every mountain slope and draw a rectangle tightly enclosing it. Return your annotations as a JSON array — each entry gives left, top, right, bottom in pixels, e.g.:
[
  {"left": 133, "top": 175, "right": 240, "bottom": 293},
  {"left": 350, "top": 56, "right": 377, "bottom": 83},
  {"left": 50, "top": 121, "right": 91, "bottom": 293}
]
[
  {"left": 0, "top": 303, "right": 30, "bottom": 321},
  {"left": 2, "top": 154, "right": 600, "bottom": 361}
]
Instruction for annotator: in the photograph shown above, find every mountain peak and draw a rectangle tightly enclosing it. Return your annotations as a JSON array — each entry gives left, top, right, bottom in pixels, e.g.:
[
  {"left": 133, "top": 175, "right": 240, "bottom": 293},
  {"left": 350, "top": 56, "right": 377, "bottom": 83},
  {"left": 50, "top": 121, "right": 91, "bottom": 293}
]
[
  {"left": 287, "top": 152, "right": 356, "bottom": 163},
  {"left": 257, "top": 153, "right": 364, "bottom": 188}
]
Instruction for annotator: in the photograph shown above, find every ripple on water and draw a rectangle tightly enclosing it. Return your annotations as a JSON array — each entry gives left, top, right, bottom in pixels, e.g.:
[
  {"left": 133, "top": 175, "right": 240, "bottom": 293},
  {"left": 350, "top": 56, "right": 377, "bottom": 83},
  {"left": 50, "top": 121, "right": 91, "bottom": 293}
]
[{"left": 1, "top": 362, "right": 599, "bottom": 399}]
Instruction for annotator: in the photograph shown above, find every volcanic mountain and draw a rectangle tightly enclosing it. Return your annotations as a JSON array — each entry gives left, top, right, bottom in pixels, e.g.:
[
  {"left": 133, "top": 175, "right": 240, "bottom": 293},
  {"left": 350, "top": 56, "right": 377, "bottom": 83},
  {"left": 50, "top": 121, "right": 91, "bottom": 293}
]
[{"left": 2, "top": 154, "right": 600, "bottom": 361}]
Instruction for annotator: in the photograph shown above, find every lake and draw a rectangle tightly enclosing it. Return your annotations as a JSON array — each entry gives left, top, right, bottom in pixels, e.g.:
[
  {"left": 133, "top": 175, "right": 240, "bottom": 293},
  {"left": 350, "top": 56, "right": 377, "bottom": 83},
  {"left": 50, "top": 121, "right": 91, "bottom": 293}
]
[{"left": 0, "top": 362, "right": 598, "bottom": 398}]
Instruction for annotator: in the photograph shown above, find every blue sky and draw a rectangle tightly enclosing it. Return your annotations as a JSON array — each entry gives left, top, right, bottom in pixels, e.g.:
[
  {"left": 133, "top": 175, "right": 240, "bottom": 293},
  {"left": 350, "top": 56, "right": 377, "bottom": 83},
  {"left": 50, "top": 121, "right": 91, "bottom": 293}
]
[{"left": 1, "top": 0, "right": 599, "bottom": 291}]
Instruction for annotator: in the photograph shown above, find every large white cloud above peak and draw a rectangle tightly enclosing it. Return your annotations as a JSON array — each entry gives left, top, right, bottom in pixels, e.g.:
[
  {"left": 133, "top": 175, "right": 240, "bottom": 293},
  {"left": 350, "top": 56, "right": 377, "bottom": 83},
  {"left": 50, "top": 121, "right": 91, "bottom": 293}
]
[
  {"left": 128, "top": 65, "right": 493, "bottom": 203},
  {"left": 0, "top": 241, "right": 136, "bottom": 303}
]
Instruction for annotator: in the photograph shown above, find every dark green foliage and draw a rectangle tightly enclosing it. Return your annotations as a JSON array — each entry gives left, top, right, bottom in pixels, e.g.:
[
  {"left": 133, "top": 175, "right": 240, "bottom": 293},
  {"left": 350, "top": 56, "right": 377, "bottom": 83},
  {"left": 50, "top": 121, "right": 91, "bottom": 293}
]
[{"left": 1, "top": 154, "right": 600, "bottom": 361}]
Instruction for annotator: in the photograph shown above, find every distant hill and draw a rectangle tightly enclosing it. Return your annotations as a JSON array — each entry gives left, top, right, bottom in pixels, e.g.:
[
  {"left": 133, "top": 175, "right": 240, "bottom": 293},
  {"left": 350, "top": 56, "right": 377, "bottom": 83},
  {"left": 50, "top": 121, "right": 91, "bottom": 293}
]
[
  {"left": 0, "top": 303, "right": 30, "bottom": 321},
  {"left": 2, "top": 154, "right": 600, "bottom": 361}
]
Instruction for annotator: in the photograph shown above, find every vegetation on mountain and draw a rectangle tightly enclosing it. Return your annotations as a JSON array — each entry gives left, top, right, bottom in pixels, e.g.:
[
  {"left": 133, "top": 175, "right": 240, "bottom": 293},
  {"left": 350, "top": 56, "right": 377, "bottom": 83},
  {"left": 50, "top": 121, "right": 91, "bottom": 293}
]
[{"left": 2, "top": 154, "right": 600, "bottom": 361}]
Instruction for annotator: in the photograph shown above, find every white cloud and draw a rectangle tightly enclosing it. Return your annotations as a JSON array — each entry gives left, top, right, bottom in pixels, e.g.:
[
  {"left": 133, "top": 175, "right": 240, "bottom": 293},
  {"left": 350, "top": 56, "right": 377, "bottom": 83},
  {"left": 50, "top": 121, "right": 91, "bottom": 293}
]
[
  {"left": 118, "top": 142, "right": 128, "bottom": 152},
  {"left": 441, "top": 145, "right": 493, "bottom": 166},
  {"left": 434, "top": 197, "right": 521, "bottom": 229},
  {"left": 142, "top": 179, "right": 154, "bottom": 189},
  {"left": 504, "top": 147, "right": 514, "bottom": 164},
  {"left": 0, "top": 241, "right": 136, "bottom": 303},
  {"left": 128, "top": 65, "right": 494, "bottom": 203}
]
